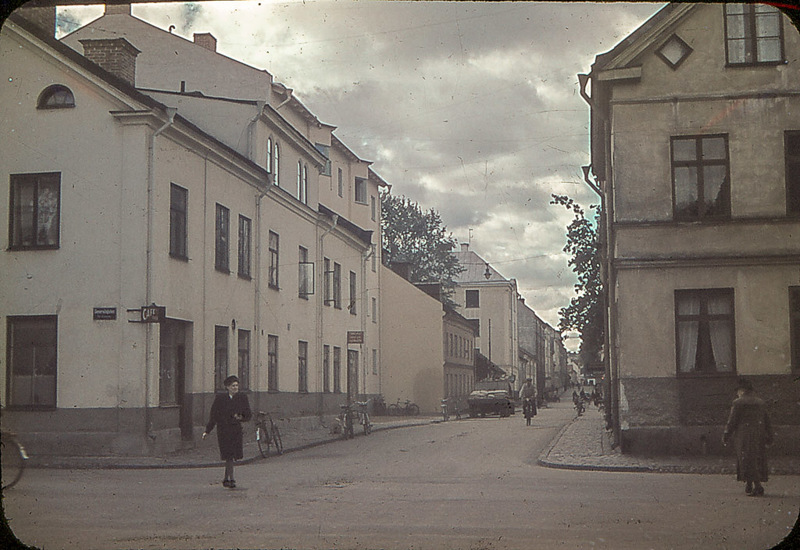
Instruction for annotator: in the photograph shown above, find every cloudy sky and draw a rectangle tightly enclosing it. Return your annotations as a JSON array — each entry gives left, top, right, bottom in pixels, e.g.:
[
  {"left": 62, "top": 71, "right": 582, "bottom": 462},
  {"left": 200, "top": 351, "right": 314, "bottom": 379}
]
[{"left": 55, "top": 0, "right": 664, "bottom": 346}]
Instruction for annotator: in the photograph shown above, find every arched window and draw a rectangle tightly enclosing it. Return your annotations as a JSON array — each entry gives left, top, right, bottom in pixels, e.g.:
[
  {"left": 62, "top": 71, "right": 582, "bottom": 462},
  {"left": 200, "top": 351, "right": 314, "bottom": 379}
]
[
  {"left": 266, "top": 137, "right": 273, "bottom": 174},
  {"left": 37, "top": 85, "right": 75, "bottom": 109},
  {"left": 274, "top": 142, "right": 280, "bottom": 186}
]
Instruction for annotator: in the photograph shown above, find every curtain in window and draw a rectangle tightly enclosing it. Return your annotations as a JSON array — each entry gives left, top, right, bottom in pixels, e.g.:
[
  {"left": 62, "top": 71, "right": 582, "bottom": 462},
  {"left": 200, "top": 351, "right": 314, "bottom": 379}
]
[
  {"left": 677, "top": 294, "right": 700, "bottom": 372},
  {"left": 707, "top": 294, "right": 734, "bottom": 372}
]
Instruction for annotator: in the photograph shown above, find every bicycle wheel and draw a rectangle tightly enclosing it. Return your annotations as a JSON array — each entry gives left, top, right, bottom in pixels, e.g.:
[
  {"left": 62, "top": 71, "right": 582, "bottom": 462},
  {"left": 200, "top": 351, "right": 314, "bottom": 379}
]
[
  {"left": 362, "top": 413, "right": 372, "bottom": 435},
  {"left": 271, "top": 425, "right": 283, "bottom": 455},
  {"left": 407, "top": 403, "right": 420, "bottom": 416},
  {"left": 255, "top": 423, "right": 269, "bottom": 458},
  {"left": 1, "top": 434, "right": 25, "bottom": 490},
  {"left": 387, "top": 404, "right": 400, "bottom": 417}
]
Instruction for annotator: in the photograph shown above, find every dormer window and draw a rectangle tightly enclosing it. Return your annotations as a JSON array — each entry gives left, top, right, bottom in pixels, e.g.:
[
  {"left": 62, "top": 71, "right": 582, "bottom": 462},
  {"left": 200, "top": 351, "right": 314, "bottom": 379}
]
[
  {"left": 37, "top": 85, "right": 75, "bottom": 109},
  {"left": 724, "top": 4, "right": 783, "bottom": 65}
]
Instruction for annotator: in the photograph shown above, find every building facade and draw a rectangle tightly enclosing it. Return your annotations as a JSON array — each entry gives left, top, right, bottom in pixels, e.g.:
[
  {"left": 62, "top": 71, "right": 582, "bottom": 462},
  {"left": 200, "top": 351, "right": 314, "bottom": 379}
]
[
  {"left": 443, "top": 308, "right": 478, "bottom": 412},
  {"left": 1, "top": 6, "right": 387, "bottom": 456},
  {"left": 582, "top": 3, "right": 800, "bottom": 455}
]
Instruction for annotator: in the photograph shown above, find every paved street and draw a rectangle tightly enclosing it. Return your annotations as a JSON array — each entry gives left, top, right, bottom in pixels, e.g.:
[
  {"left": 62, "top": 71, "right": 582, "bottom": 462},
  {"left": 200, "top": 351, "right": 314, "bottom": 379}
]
[{"left": 4, "top": 400, "right": 799, "bottom": 550}]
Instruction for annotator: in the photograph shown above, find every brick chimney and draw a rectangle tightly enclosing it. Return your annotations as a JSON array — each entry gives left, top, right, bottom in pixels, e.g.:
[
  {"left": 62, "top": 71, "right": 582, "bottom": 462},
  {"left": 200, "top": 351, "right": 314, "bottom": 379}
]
[
  {"left": 79, "top": 38, "right": 141, "bottom": 87},
  {"left": 461, "top": 243, "right": 469, "bottom": 252},
  {"left": 193, "top": 33, "right": 217, "bottom": 52}
]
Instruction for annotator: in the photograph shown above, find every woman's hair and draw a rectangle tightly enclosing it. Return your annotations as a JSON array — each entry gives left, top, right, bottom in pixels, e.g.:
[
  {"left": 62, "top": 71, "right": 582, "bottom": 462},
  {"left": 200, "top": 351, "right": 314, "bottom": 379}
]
[
  {"left": 224, "top": 375, "right": 239, "bottom": 387},
  {"left": 736, "top": 377, "right": 754, "bottom": 392}
]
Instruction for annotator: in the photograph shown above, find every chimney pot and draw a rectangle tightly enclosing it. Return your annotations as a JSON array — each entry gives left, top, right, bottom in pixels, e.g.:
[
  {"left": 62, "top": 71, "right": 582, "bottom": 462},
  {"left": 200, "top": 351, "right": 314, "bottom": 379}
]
[{"left": 193, "top": 33, "right": 217, "bottom": 52}]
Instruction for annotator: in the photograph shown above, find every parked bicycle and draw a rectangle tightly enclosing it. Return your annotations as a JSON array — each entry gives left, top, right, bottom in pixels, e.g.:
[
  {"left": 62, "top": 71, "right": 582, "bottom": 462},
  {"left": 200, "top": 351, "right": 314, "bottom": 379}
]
[
  {"left": 355, "top": 401, "right": 372, "bottom": 436},
  {"left": 338, "top": 401, "right": 372, "bottom": 438},
  {"left": 254, "top": 411, "right": 283, "bottom": 458},
  {"left": 1, "top": 429, "right": 28, "bottom": 490},
  {"left": 387, "top": 399, "right": 420, "bottom": 416},
  {"left": 441, "top": 398, "right": 461, "bottom": 421}
]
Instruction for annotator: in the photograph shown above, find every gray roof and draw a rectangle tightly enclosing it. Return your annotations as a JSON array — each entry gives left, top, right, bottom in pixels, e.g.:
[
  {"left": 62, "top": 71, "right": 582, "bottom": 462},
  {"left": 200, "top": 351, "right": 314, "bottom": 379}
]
[{"left": 452, "top": 249, "right": 508, "bottom": 284}]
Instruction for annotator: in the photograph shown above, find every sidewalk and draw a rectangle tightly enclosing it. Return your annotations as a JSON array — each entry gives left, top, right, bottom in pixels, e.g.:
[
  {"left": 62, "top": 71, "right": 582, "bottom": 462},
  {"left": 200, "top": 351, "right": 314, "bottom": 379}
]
[
  {"left": 26, "top": 406, "right": 800, "bottom": 475},
  {"left": 538, "top": 402, "right": 800, "bottom": 475}
]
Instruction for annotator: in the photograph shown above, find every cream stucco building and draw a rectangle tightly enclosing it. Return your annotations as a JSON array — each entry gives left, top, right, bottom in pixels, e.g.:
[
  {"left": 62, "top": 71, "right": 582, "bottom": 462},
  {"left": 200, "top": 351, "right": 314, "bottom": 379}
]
[
  {"left": 582, "top": 3, "right": 800, "bottom": 455},
  {"left": 1, "top": 6, "right": 389, "bottom": 456}
]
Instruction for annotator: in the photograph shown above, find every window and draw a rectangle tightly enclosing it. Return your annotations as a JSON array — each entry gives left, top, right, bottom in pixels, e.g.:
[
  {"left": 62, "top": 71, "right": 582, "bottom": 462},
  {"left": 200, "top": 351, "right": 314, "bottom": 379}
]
[
  {"left": 671, "top": 135, "right": 730, "bottom": 221},
  {"left": 7, "top": 316, "right": 57, "bottom": 408},
  {"left": 302, "top": 164, "right": 309, "bottom": 205},
  {"left": 333, "top": 346, "right": 342, "bottom": 393},
  {"left": 786, "top": 132, "right": 800, "bottom": 216},
  {"left": 324, "top": 257, "right": 332, "bottom": 305},
  {"left": 299, "top": 246, "right": 312, "bottom": 298},
  {"left": 214, "top": 326, "right": 228, "bottom": 391},
  {"left": 372, "top": 348, "right": 378, "bottom": 375},
  {"left": 238, "top": 215, "right": 251, "bottom": 278},
  {"left": 238, "top": 330, "right": 250, "bottom": 391},
  {"left": 371, "top": 195, "right": 377, "bottom": 221},
  {"left": 274, "top": 142, "right": 281, "bottom": 186},
  {"left": 791, "top": 288, "right": 800, "bottom": 371},
  {"left": 297, "top": 160, "right": 303, "bottom": 202},
  {"left": 9, "top": 172, "right": 60, "bottom": 249},
  {"left": 268, "top": 335, "right": 279, "bottom": 391},
  {"left": 315, "top": 143, "right": 331, "bottom": 176},
  {"left": 725, "top": 4, "right": 783, "bottom": 65},
  {"left": 338, "top": 168, "right": 343, "bottom": 197},
  {"left": 266, "top": 137, "right": 273, "bottom": 175},
  {"left": 372, "top": 297, "right": 377, "bottom": 323},
  {"left": 355, "top": 177, "right": 367, "bottom": 204},
  {"left": 465, "top": 289, "right": 480, "bottom": 308},
  {"left": 268, "top": 231, "right": 279, "bottom": 289},
  {"left": 656, "top": 34, "right": 693, "bottom": 69},
  {"left": 349, "top": 271, "right": 357, "bottom": 314},
  {"left": 333, "top": 262, "right": 342, "bottom": 309},
  {"left": 37, "top": 84, "right": 74, "bottom": 109},
  {"left": 675, "top": 289, "right": 735, "bottom": 374},
  {"left": 215, "top": 204, "right": 229, "bottom": 272},
  {"left": 298, "top": 341, "right": 308, "bottom": 393},
  {"left": 169, "top": 184, "right": 188, "bottom": 259},
  {"left": 323, "top": 344, "right": 331, "bottom": 393}
]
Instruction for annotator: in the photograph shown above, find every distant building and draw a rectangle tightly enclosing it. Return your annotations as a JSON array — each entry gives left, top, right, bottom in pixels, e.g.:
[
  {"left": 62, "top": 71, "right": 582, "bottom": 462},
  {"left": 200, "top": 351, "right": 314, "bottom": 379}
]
[{"left": 582, "top": 3, "right": 800, "bottom": 455}]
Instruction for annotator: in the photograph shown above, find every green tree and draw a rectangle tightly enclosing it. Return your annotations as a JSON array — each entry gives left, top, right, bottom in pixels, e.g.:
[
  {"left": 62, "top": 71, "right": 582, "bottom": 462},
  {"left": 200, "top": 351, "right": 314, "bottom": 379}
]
[
  {"left": 381, "top": 192, "right": 463, "bottom": 303},
  {"left": 550, "top": 194, "right": 603, "bottom": 367}
]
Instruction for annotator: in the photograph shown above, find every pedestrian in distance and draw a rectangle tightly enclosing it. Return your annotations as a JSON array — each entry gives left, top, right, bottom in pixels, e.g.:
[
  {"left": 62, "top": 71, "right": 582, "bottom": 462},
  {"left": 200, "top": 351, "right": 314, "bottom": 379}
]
[
  {"left": 722, "top": 377, "right": 773, "bottom": 497},
  {"left": 519, "top": 378, "right": 537, "bottom": 426},
  {"left": 203, "top": 375, "right": 252, "bottom": 488}
]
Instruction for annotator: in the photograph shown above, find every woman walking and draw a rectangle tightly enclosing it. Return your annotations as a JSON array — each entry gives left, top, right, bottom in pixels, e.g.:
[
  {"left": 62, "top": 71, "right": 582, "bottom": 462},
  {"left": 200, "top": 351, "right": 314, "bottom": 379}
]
[
  {"left": 203, "top": 375, "right": 252, "bottom": 488},
  {"left": 722, "top": 377, "right": 773, "bottom": 496}
]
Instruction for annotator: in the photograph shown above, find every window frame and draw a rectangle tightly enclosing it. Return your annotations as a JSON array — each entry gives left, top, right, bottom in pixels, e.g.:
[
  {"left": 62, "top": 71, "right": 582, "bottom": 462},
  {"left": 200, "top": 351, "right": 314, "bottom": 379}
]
[
  {"left": 786, "top": 131, "right": 800, "bottom": 216},
  {"left": 37, "top": 84, "right": 75, "bottom": 109},
  {"left": 333, "top": 346, "right": 342, "bottom": 393},
  {"left": 674, "top": 288, "right": 736, "bottom": 376},
  {"left": 214, "top": 325, "right": 229, "bottom": 391},
  {"left": 349, "top": 270, "right": 357, "bottom": 315},
  {"left": 724, "top": 3, "right": 784, "bottom": 67},
  {"left": 238, "top": 214, "right": 252, "bottom": 279},
  {"left": 169, "top": 183, "right": 188, "bottom": 260},
  {"left": 333, "top": 262, "right": 342, "bottom": 309},
  {"left": 791, "top": 287, "right": 800, "bottom": 372},
  {"left": 323, "top": 344, "right": 331, "bottom": 393},
  {"left": 214, "top": 203, "right": 230, "bottom": 273},
  {"left": 355, "top": 177, "right": 367, "bottom": 204},
  {"left": 670, "top": 134, "right": 731, "bottom": 222},
  {"left": 268, "top": 231, "right": 280, "bottom": 289},
  {"left": 238, "top": 329, "right": 251, "bottom": 391},
  {"left": 298, "top": 340, "right": 308, "bottom": 393},
  {"left": 298, "top": 246, "right": 313, "bottom": 299},
  {"left": 465, "top": 289, "right": 480, "bottom": 309},
  {"left": 6, "top": 315, "right": 58, "bottom": 410},
  {"left": 268, "top": 334, "right": 279, "bottom": 392},
  {"left": 337, "top": 168, "right": 343, "bottom": 197},
  {"left": 9, "top": 172, "right": 61, "bottom": 250}
]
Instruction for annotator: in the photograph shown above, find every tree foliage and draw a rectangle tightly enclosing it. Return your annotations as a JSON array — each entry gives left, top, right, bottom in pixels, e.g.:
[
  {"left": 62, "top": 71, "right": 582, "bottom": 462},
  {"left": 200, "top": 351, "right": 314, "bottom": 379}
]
[
  {"left": 551, "top": 194, "right": 604, "bottom": 366},
  {"left": 381, "top": 192, "right": 463, "bottom": 300}
]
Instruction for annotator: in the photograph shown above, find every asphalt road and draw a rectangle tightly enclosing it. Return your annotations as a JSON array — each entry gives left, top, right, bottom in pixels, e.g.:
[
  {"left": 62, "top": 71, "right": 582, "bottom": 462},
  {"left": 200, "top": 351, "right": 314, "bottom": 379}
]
[{"left": 3, "top": 401, "right": 798, "bottom": 550}]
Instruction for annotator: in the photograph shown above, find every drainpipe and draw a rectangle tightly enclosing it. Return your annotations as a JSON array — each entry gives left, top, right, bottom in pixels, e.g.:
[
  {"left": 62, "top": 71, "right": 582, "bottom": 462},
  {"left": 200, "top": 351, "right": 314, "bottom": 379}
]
[
  {"left": 145, "top": 107, "right": 176, "bottom": 442},
  {"left": 275, "top": 87, "right": 293, "bottom": 111},
  {"left": 254, "top": 187, "right": 268, "bottom": 412},
  {"left": 360, "top": 244, "right": 374, "bottom": 400},
  {"left": 247, "top": 101, "right": 266, "bottom": 161}
]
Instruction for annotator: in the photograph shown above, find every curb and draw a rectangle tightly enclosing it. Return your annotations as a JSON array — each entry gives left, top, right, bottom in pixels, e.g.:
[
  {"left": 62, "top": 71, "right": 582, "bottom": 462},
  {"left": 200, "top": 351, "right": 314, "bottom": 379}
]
[{"left": 25, "top": 418, "right": 436, "bottom": 471}]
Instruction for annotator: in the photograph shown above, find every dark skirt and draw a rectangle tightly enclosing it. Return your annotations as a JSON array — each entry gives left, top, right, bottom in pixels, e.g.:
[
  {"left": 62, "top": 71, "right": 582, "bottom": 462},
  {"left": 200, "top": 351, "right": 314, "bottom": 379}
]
[{"left": 734, "top": 424, "right": 768, "bottom": 482}]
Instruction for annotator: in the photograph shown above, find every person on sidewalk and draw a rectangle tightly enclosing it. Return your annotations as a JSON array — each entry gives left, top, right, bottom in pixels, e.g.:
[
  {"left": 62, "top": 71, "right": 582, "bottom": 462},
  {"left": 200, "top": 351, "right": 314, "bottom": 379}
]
[
  {"left": 722, "top": 377, "right": 773, "bottom": 497},
  {"left": 203, "top": 375, "right": 252, "bottom": 488},
  {"left": 519, "top": 378, "right": 536, "bottom": 425}
]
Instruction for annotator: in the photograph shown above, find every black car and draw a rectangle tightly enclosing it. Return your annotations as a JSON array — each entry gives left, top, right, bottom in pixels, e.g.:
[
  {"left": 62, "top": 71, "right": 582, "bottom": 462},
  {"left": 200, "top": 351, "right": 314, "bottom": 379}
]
[{"left": 467, "top": 389, "right": 515, "bottom": 418}]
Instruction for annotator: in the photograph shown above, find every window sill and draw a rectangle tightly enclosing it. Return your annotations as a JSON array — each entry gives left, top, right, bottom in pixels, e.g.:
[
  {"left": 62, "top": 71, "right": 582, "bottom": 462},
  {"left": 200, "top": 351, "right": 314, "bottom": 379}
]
[
  {"left": 268, "top": 284, "right": 280, "bottom": 291},
  {"left": 170, "top": 253, "right": 189, "bottom": 262},
  {"left": 8, "top": 245, "right": 60, "bottom": 251},
  {"left": 725, "top": 60, "right": 786, "bottom": 68},
  {"left": 238, "top": 273, "right": 252, "bottom": 281},
  {"left": 676, "top": 371, "right": 737, "bottom": 378},
  {"left": 215, "top": 266, "right": 230, "bottom": 275}
]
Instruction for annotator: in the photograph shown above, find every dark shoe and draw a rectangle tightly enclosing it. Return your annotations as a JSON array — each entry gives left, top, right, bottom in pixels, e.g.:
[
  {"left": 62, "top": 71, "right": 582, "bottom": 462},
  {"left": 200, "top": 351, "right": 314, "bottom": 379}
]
[
  {"left": 753, "top": 486, "right": 764, "bottom": 496},
  {"left": 228, "top": 480, "right": 236, "bottom": 488},
  {"left": 222, "top": 480, "right": 231, "bottom": 488},
  {"left": 745, "top": 483, "right": 752, "bottom": 494}
]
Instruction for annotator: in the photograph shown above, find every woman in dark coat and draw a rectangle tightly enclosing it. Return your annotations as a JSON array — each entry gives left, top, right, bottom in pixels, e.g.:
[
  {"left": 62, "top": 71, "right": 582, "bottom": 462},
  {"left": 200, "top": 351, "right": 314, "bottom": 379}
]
[
  {"left": 722, "top": 377, "right": 773, "bottom": 496},
  {"left": 202, "top": 375, "right": 252, "bottom": 488}
]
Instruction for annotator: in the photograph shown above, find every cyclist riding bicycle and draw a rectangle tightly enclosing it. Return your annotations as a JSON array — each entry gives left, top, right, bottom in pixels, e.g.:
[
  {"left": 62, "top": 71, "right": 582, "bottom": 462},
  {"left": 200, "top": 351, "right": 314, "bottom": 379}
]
[{"left": 519, "top": 378, "right": 537, "bottom": 425}]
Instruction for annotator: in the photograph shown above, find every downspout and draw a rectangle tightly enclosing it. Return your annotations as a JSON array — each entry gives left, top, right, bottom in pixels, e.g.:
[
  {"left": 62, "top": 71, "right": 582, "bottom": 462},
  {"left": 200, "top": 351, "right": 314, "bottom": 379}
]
[
  {"left": 317, "top": 213, "right": 338, "bottom": 413},
  {"left": 360, "top": 243, "right": 374, "bottom": 400},
  {"left": 247, "top": 101, "right": 267, "bottom": 161},
  {"left": 145, "top": 107, "right": 176, "bottom": 441},
  {"left": 254, "top": 186, "right": 268, "bottom": 412},
  {"left": 275, "top": 88, "right": 293, "bottom": 111}
]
